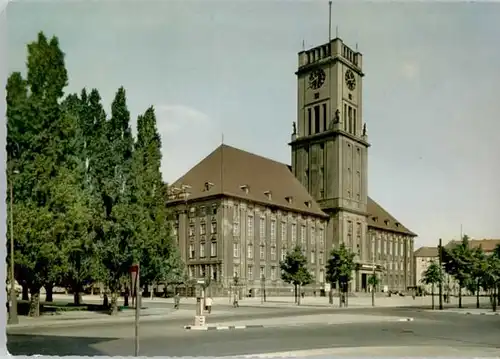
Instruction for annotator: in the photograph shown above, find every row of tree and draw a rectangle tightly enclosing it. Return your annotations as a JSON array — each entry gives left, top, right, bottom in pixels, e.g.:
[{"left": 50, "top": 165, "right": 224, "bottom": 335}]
[
  {"left": 422, "top": 235, "right": 500, "bottom": 310},
  {"left": 6, "top": 32, "right": 183, "bottom": 316},
  {"left": 280, "top": 243, "right": 365, "bottom": 307}
]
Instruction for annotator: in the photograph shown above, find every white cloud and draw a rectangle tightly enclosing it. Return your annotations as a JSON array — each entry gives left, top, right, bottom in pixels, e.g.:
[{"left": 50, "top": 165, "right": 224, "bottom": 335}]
[
  {"left": 400, "top": 62, "right": 419, "bottom": 80},
  {"left": 154, "top": 104, "right": 221, "bottom": 184}
]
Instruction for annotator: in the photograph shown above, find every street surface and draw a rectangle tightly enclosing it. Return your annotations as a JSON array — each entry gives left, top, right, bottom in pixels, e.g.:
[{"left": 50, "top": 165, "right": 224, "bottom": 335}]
[{"left": 8, "top": 303, "right": 500, "bottom": 357}]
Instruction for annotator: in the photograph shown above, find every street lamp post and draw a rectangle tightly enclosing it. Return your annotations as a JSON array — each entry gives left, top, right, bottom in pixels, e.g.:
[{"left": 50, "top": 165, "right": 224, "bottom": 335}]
[{"left": 8, "top": 169, "right": 19, "bottom": 324}]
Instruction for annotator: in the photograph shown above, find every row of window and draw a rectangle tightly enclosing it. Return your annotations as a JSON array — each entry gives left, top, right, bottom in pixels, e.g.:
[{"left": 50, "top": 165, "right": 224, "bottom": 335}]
[
  {"left": 343, "top": 103, "right": 357, "bottom": 135},
  {"left": 233, "top": 264, "right": 325, "bottom": 282},
  {"left": 306, "top": 103, "right": 328, "bottom": 136},
  {"left": 188, "top": 241, "right": 217, "bottom": 259},
  {"left": 370, "top": 237, "right": 411, "bottom": 258},
  {"left": 189, "top": 221, "right": 217, "bottom": 237},
  {"left": 187, "top": 264, "right": 218, "bottom": 280},
  {"left": 233, "top": 215, "right": 325, "bottom": 246},
  {"left": 233, "top": 242, "right": 324, "bottom": 265}
]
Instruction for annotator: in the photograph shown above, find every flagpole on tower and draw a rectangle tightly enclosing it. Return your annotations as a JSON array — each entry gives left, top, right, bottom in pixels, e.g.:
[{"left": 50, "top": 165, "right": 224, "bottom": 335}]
[{"left": 328, "top": 1, "right": 332, "bottom": 42}]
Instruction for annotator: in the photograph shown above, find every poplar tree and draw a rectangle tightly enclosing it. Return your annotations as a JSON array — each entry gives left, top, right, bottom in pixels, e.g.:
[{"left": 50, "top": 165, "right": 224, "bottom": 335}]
[
  {"left": 132, "top": 107, "right": 183, "bottom": 295},
  {"left": 95, "top": 87, "right": 138, "bottom": 315},
  {"left": 6, "top": 32, "right": 87, "bottom": 315}
]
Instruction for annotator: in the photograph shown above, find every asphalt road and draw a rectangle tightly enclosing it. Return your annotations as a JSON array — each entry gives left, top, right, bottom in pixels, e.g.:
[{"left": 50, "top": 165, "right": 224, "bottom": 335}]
[{"left": 8, "top": 308, "right": 500, "bottom": 356}]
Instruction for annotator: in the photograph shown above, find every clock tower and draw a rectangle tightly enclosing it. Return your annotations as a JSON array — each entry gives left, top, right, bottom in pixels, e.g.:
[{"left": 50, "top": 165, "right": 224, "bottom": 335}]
[{"left": 289, "top": 38, "right": 371, "bottom": 286}]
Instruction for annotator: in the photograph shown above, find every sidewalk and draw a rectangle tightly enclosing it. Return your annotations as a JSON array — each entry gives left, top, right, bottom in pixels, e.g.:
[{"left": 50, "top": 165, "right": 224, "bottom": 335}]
[{"left": 7, "top": 307, "right": 194, "bottom": 330}]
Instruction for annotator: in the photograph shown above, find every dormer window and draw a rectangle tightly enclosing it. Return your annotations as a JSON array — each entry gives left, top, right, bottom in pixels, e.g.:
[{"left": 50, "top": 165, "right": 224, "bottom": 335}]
[
  {"left": 304, "top": 201, "right": 312, "bottom": 208},
  {"left": 372, "top": 216, "right": 378, "bottom": 222},
  {"left": 395, "top": 222, "right": 400, "bottom": 227},
  {"left": 240, "top": 185, "right": 249, "bottom": 194},
  {"left": 285, "top": 196, "right": 293, "bottom": 204},
  {"left": 384, "top": 220, "right": 389, "bottom": 225},
  {"left": 204, "top": 182, "right": 214, "bottom": 191},
  {"left": 264, "top": 191, "right": 272, "bottom": 200}
]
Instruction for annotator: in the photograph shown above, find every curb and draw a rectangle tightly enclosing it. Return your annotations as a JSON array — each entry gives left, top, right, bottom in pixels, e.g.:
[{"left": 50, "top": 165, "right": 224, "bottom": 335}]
[
  {"left": 465, "top": 312, "right": 500, "bottom": 316},
  {"left": 184, "top": 324, "right": 264, "bottom": 331},
  {"left": 397, "top": 317, "right": 414, "bottom": 322}
]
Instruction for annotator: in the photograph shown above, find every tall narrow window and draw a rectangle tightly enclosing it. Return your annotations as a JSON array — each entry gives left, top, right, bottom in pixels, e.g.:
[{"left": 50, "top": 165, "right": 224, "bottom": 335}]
[
  {"left": 343, "top": 104, "right": 348, "bottom": 131},
  {"left": 353, "top": 108, "right": 357, "bottom": 135},
  {"left": 314, "top": 105, "right": 320, "bottom": 134},
  {"left": 307, "top": 108, "right": 312, "bottom": 136},
  {"left": 322, "top": 103, "right": 327, "bottom": 132},
  {"left": 348, "top": 106, "right": 353, "bottom": 134}
]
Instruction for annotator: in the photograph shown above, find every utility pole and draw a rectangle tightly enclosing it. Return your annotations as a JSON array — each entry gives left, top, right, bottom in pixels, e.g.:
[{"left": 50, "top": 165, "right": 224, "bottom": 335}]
[
  {"left": 438, "top": 238, "right": 443, "bottom": 310},
  {"left": 8, "top": 170, "right": 18, "bottom": 325},
  {"left": 371, "top": 237, "right": 376, "bottom": 307}
]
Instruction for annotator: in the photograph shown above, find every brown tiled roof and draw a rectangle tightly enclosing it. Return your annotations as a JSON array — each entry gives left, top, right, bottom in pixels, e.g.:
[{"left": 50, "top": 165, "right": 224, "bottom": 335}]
[
  {"left": 367, "top": 198, "right": 417, "bottom": 237},
  {"left": 168, "top": 144, "right": 328, "bottom": 218},
  {"left": 168, "top": 144, "right": 417, "bottom": 237},
  {"left": 445, "top": 239, "right": 500, "bottom": 253},
  {"left": 414, "top": 246, "right": 438, "bottom": 258}
]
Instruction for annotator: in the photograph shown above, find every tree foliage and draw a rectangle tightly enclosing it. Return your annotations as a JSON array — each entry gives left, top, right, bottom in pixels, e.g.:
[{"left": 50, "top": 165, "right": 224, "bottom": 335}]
[
  {"left": 280, "top": 246, "right": 313, "bottom": 305},
  {"left": 6, "top": 32, "right": 184, "bottom": 316},
  {"left": 325, "top": 243, "right": 357, "bottom": 292}
]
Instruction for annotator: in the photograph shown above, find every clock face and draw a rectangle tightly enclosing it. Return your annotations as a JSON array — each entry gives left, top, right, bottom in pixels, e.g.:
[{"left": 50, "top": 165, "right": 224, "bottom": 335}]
[
  {"left": 345, "top": 69, "right": 356, "bottom": 91},
  {"left": 308, "top": 69, "right": 326, "bottom": 90}
]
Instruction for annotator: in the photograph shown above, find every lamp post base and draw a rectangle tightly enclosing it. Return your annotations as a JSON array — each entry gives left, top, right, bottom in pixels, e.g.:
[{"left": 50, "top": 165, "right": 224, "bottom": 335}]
[{"left": 8, "top": 290, "right": 19, "bottom": 325}]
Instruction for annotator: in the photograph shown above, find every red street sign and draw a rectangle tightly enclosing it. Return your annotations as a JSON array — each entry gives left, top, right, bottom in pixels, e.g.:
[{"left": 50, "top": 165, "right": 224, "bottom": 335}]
[{"left": 130, "top": 264, "right": 140, "bottom": 297}]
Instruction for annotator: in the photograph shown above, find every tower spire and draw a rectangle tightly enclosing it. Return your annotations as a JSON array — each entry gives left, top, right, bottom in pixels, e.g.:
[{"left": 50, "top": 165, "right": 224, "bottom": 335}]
[{"left": 328, "top": 1, "right": 332, "bottom": 42}]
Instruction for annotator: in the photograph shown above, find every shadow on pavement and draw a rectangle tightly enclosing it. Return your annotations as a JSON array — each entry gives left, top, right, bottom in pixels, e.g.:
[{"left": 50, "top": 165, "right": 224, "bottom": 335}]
[{"left": 7, "top": 333, "right": 112, "bottom": 356}]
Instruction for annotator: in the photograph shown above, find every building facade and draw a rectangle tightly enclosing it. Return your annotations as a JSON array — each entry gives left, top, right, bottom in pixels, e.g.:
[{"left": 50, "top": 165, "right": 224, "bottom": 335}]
[
  {"left": 168, "top": 145, "right": 329, "bottom": 296},
  {"left": 167, "top": 36, "right": 417, "bottom": 294}
]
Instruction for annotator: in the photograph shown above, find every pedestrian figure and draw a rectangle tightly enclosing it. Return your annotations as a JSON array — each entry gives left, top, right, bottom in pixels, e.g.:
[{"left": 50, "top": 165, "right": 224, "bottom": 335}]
[
  {"left": 206, "top": 296, "right": 213, "bottom": 314},
  {"left": 233, "top": 294, "right": 239, "bottom": 308},
  {"left": 174, "top": 293, "right": 180, "bottom": 310}
]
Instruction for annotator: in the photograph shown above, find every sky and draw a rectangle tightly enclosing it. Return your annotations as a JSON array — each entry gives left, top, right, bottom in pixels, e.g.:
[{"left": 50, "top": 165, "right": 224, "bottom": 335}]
[{"left": 6, "top": 1, "right": 500, "bottom": 247}]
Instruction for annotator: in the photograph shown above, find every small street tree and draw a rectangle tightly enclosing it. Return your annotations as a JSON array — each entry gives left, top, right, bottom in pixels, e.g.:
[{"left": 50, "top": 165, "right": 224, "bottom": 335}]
[
  {"left": 280, "top": 246, "right": 313, "bottom": 305},
  {"left": 368, "top": 273, "right": 379, "bottom": 307},
  {"left": 440, "top": 235, "right": 473, "bottom": 308},
  {"left": 325, "top": 243, "right": 357, "bottom": 308},
  {"left": 470, "top": 246, "right": 488, "bottom": 309},
  {"left": 421, "top": 260, "right": 443, "bottom": 310}
]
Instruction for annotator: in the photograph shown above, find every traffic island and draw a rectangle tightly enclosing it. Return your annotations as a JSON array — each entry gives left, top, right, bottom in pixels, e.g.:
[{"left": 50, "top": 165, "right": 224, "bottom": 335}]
[
  {"left": 184, "top": 324, "right": 264, "bottom": 331},
  {"left": 397, "top": 317, "right": 415, "bottom": 322}
]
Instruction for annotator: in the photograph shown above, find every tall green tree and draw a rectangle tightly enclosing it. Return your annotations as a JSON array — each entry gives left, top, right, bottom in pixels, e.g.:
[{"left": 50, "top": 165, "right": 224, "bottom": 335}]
[
  {"left": 131, "top": 107, "right": 183, "bottom": 295},
  {"left": 421, "top": 260, "right": 443, "bottom": 310},
  {"left": 280, "top": 246, "right": 313, "bottom": 305},
  {"left": 94, "top": 87, "right": 138, "bottom": 315},
  {"left": 440, "top": 235, "right": 473, "bottom": 308},
  {"left": 57, "top": 93, "right": 102, "bottom": 305},
  {"left": 470, "top": 246, "right": 487, "bottom": 309},
  {"left": 325, "top": 243, "right": 357, "bottom": 308},
  {"left": 6, "top": 32, "right": 87, "bottom": 316}
]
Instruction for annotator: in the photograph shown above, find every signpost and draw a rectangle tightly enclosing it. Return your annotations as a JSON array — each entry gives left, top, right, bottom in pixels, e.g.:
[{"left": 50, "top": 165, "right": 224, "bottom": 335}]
[
  {"left": 194, "top": 279, "right": 206, "bottom": 327},
  {"left": 130, "top": 264, "right": 140, "bottom": 356}
]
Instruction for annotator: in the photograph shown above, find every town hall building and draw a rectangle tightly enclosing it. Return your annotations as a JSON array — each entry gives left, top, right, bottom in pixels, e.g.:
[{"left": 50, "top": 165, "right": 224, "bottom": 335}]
[{"left": 167, "top": 37, "right": 417, "bottom": 296}]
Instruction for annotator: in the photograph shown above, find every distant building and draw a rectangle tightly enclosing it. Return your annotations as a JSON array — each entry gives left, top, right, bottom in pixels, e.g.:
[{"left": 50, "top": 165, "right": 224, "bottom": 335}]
[
  {"left": 413, "top": 239, "right": 500, "bottom": 294},
  {"left": 167, "top": 36, "right": 417, "bottom": 295},
  {"left": 413, "top": 246, "right": 439, "bottom": 292}
]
